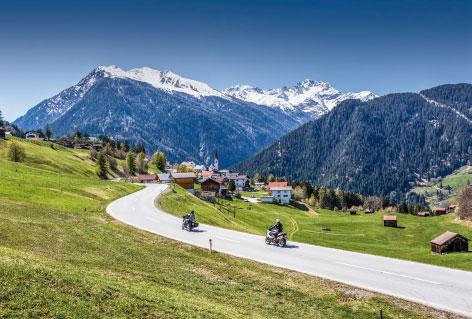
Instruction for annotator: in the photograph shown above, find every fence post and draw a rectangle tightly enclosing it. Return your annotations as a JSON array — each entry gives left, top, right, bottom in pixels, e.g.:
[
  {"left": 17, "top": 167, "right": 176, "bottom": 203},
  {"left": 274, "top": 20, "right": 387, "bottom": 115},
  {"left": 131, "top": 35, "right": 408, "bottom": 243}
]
[
  {"left": 209, "top": 239, "right": 213, "bottom": 254},
  {"left": 380, "top": 310, "right": 383, "bottom": 319}
]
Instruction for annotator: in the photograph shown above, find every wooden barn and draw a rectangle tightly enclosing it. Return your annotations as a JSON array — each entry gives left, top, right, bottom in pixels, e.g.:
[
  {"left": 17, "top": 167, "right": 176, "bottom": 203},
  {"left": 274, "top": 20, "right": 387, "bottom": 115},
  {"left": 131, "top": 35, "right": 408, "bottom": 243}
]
[
  {"left": 171, "top": 172, "right": 196, "bottom": 192},
  {"left": 435, "top": 207, "right": 447, "bottom": 216},
  {"left": 201, "top": 178, "right": 226, "bottom": 197},
  {"left": 383, "top": 215, "right": 397, "bottom": 227},
  {"left": 417, "top": 211, "right": 431, "bottom": 217},
  {"left": 431, "top": 231, "right": 469, "bottom": 254},
  {"left": 137, "top": 174, "right": 157, "bottom": 184}
]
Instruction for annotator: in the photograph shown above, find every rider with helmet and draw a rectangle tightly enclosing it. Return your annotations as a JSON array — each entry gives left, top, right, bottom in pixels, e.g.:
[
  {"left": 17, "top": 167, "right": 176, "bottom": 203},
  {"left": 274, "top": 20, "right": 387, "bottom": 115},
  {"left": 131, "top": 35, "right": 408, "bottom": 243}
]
[{"left": 268, "top": 218, "right": 283, "bottom": 238}]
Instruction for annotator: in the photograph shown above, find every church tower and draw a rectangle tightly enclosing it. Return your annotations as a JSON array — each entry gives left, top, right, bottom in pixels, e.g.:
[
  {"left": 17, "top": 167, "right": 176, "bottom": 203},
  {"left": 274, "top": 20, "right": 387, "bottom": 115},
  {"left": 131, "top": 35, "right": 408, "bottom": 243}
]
[{"left": 213, "top": 150, "right": 219, "bottom": 171}]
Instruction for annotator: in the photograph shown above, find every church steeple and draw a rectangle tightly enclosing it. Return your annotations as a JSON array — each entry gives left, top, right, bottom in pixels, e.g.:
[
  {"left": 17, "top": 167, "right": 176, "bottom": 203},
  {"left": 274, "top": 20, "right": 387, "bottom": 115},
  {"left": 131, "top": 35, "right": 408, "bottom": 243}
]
[{"left": 213, "top": 150, "right": 219, "bottom": 171}]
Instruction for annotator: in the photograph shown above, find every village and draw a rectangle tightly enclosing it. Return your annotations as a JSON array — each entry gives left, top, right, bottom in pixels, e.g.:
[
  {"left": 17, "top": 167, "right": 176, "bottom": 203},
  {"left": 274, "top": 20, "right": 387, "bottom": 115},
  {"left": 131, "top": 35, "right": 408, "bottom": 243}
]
[{"left": 1, "top": 126, "right": 469, "bottom": 256}]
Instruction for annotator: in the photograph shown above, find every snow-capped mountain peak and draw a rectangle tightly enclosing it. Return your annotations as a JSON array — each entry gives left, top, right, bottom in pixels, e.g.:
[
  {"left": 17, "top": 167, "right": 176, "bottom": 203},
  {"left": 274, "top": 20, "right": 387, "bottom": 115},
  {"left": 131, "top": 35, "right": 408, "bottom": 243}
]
[
  {"left": 223, "top": 79, "right": 376, "bottom": 119},
  {"left": 95, "top": 65, "right": 223, "bottom": 98}
]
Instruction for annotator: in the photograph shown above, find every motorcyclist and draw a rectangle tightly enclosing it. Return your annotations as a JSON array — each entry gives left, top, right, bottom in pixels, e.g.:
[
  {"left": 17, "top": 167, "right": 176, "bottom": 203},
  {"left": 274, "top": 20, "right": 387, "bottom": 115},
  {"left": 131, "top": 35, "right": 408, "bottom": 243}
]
[
  {"left": 268, "top": 218, "right": 283, "bottom": 238},
  {"left": 188, "top": 210, "right": 196, "bottom": 226}
]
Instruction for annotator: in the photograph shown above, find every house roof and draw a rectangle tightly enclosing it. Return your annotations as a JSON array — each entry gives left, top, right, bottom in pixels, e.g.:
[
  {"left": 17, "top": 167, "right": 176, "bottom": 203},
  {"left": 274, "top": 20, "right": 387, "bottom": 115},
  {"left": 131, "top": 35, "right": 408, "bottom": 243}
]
[
  {"left": 137, "top": 174, "right": 157, "bottom": 180},
  {"left": 157, "top": 173, "right": 171, "bottom": 180},
  {"left": 200, "top": 171, "right": 213, "bottom": 177},
  {"left": 228, "top": 175, "right": 248, "bottom": 180},
  {"left": 417, "top": 211, "right": 431, "bottom": 216},
  {"left": 269, "top": 186, "right": 292, "bottom": 191},
  {"left": 383, "top": 215, "right": 397, "bottom": 221},
  {"left": 202, "top": 177, "right": 225, "bottom": 185},
  {"left": 431, "top": 231, "right": 469, "bottom": 245},
  {"left": 171, "top": 172, "right": 196, "bottom": 179},
  {"left": 267, "top": 182, "right": 288, "bottom": 189}
]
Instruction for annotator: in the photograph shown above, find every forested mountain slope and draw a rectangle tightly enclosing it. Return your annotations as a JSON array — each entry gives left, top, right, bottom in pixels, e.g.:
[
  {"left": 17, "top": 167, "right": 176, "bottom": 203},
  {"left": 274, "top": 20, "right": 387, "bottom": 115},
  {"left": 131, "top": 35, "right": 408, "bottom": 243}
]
[{"left": 233, "top": 84, "right": 472, "bottom": 200}]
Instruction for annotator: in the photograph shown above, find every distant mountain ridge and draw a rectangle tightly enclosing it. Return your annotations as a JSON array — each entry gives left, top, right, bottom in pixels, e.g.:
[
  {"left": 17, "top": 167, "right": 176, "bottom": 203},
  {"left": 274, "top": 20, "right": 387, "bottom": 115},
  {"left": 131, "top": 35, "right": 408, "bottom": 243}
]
[
  {"left": 14, "top": 65, "right": 375, "bottom": 167},
  {"left": 233, "top": 83, "right": 472, "bottom": 199},
  {"left": 224, "top": 80, "right": 375, "bottom": 121}
]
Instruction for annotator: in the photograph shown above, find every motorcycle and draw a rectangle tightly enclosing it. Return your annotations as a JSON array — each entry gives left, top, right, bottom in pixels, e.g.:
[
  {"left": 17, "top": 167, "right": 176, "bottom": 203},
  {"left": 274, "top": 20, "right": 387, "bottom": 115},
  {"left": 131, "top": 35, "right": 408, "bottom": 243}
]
[
  {"left": 182, "top": 216, "right": 199, "bottom": 231},
  {"left": 265, "top": 229, "right": 287, "bottom": 247}
]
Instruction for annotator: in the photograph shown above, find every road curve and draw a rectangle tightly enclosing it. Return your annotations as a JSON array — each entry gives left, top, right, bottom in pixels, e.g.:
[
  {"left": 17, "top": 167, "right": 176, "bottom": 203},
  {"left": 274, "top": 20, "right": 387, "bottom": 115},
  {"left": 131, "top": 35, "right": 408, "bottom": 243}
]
[{"left": 107, "top": 184, "right": 472, "bottom": 317}]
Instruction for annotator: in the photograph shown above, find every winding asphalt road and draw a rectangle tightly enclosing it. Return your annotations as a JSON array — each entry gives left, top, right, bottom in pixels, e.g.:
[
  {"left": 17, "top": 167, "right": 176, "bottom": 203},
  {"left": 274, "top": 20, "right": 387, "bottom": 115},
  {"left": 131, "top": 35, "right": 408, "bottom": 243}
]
[{"left": 107, "top": 184, "right": 472, "bottom": 317}]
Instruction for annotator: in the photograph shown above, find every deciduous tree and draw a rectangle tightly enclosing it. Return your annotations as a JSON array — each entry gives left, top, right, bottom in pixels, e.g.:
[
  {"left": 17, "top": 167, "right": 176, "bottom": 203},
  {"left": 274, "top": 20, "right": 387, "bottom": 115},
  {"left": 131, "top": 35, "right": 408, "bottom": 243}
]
[{"left": 457, "top": 185, "right": 472, "bottom": 220}]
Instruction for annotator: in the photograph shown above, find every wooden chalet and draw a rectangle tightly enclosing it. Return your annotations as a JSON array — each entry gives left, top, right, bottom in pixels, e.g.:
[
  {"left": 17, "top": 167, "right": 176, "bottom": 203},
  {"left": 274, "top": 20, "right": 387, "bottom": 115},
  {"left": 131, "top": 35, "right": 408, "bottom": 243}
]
[
  {"left": 171, "top": 172, "right": 196, "bottom": 191},
  {"left": 200, "top": 178, "right": 226, "bottom": 197},
  {"left": 417, "top": 211, "right": 432, "bottom": 217},
  {"left": 137, "top": 174, "right": 157, "bottom": 184},
  {"left": 435, "top": 207, "right": 447, "bottom": 216},
  {"left": 431, "top": 231, "right": 469, "bottom": 254},
  {"left": 383, "top": 215, "right": 397, "bottom": 227}
]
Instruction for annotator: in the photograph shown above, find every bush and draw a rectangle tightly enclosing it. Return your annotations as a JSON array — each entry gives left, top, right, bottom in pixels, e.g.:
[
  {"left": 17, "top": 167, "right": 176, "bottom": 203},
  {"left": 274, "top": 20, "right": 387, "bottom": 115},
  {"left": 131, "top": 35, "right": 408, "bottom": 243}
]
[{"left": 7, "top": 142, "right": 26, "bottom": 162}]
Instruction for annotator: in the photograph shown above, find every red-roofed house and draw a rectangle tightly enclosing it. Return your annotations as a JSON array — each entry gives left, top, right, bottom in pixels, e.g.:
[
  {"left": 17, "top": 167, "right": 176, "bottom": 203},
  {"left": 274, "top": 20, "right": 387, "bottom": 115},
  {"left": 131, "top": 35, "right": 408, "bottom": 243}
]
[{"left": 267, "top": 182, "right": 288, "bottom": 190}]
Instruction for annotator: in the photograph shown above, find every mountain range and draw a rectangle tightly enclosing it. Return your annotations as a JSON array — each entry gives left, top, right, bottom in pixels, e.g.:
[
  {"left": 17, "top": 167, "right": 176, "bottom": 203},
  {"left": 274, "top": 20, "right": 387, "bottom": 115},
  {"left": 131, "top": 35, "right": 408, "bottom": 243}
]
[
  {"left": 233, "top": 83, "right": 472, "bottom": 200},
  {"left": 14, "top": 65, "right": 374, "bottom": 167}
]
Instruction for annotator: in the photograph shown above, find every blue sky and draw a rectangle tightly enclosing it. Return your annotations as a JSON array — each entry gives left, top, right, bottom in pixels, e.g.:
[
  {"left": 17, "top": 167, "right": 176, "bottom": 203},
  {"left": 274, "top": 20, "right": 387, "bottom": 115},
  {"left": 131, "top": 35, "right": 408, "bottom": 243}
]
[{"left": 0, "top": 0, "right": 471, "bottom": 121}]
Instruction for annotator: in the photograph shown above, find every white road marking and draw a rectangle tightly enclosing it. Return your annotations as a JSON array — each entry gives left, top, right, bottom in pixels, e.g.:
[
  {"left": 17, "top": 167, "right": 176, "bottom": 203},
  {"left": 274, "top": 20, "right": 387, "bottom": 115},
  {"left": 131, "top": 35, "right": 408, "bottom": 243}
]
[
  {"left": 208, "top": 234, "right": 242, "bottom": 243},
  {"left": 335, "top": 262, "right": 441, "bottom": 285}
]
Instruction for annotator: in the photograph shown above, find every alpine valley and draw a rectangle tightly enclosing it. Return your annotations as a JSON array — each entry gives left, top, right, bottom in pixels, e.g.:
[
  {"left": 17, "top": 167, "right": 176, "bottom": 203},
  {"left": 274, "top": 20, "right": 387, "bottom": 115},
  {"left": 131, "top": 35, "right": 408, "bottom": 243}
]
[
  {"left": 233, "top": 84, "right": 472, "bottom": 199},
  {"left": 14, "top": 66, "right": 375, "bottom": 167}
]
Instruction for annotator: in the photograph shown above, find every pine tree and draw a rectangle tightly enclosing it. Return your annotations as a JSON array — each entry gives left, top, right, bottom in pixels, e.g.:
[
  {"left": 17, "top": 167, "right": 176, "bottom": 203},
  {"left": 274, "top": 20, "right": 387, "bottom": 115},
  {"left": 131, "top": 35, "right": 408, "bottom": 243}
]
[
  {"left": 7, "top": 142, "right": 26, "bottom": 162},
  {"left": 151, "top": 151, "right": 167, "bottom": 172},
  {"left": 0, "top": 109, "right": 4, "bottom": 126},
  {"left": 45, "top": 125, "right": 52, "bottom": 141},
  {"left": 126, "top": 151, "right": 136, "bottom": 176},
  {"left": 228, "top": 180, "right": 236, "bottom": 192},
  {"left": 136, "top": 152, "right": 147, "bottom": 174},
  {"left": 95, "top": 151, "right": 108, "bottom": 179},
  {"left": 318, "top": 188, "right": 329, "bottom": 209}
]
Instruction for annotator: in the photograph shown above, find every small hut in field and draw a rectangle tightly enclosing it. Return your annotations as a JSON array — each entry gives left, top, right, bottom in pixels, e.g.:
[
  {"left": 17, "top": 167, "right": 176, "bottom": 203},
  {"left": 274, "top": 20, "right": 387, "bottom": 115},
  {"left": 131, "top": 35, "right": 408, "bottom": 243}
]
[
  {"left": 431, "top": 231, "right": 469, "bottom": 254},
  {"left": 383, "top": 215, "right": 397, "bottom": 227}
]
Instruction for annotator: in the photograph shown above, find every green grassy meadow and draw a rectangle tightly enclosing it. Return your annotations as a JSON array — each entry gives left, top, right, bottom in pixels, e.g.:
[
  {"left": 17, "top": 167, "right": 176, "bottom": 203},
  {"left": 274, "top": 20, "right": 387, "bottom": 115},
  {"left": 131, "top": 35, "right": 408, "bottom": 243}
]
[
  {"left": 159, "top": 186, "right": 472, "bottom": 271},
  {"left": 0, "top": 137, "right": 452, "bottom": 318},
  {"left": 411, "top": 165, "right": 472, "bottom": 207}
]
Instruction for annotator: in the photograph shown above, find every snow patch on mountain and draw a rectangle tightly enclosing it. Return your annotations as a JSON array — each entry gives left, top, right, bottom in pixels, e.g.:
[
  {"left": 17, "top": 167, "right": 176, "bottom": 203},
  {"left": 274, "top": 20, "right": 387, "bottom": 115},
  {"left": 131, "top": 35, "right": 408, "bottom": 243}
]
[
  {"left": 223, "top": 79, "right": 376, "bottom": 118},
  {"left": 97, "top": 65, "right": 223, "bottom": 98}
]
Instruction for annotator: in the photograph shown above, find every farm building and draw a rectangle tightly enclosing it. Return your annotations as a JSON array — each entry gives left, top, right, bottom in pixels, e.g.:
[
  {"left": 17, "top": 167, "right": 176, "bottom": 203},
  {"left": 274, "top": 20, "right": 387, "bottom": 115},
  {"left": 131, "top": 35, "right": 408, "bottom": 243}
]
[
  {"left": 201, "top": 178, "right": 226, "bottom": 197},
  {"left": 435, "top": 207, "right": 447, "bottom": 216},
  {"left": 364, "top": 209, "right": 374, "bottom": 214},
  {"left": 228, "top": 175, "right": 249, "bottom": 190},
  {"left": 25, "top": 131, "right": 43, "bottom": 141},
  {"left": 431, "top": 231, "right": 469, "bottom": 254},
  {"left": 383, "top": 215, "right": 397, "bottom": 227},
  {"left": 171, "top": 172, "right": 196, "bottom": 193},
  {"left": 157, "top": 173, "right": 172, "bottom": 184},
  {"left": 137, "top": 174, "right": 157, "bottom": 184},
  {"left": 260, "top": 196, "right": 274, "bottom": 203},
  {"left": 417, "top": 211, "right": 431, "bottom": 217}
]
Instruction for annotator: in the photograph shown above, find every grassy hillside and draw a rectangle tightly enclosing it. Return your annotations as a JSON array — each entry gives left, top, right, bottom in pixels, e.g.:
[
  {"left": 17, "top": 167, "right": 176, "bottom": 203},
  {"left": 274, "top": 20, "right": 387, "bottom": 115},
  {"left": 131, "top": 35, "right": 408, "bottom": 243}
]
[
  {"left": 411, "top": 165, "right": 472, "bottom": 208},
  {"left": 0, "top": 137, "right": 456, "bottom": 318},
  {"left": 159, "top": 186, "right": 472, "bottom": 271}
]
